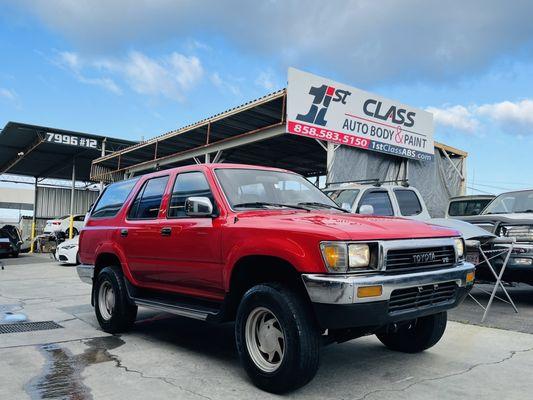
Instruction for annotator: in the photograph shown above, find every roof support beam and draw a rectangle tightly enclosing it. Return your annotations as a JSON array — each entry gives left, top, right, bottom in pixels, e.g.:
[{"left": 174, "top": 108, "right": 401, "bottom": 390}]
[
  {"left": 126, "top": 123, "right": 286, "bottom": 175},
  {"left": 0, "top": 133, "right": 44, "bottom": 174}
]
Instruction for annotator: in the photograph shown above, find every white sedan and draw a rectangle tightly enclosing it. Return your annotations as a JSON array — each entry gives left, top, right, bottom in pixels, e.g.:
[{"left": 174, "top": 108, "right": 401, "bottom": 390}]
[{"left": 55, "top": 237, "right": 80, "bottom": 265}]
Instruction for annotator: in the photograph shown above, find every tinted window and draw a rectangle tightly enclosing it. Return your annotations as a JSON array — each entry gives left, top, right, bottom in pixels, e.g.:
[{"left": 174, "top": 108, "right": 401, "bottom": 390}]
[
  {"left": 128, "top": 176, "right": 169, "bottom": 219},
  {"left": 449, "top": 199, "right": 493, "bottom": 216},
  {"left": 73, "top": 215, "right": 85, "bottom": 222},
  {"left": 358, "top": 191, "right": 394, "bottom": 216},
  {"left": 395, "top": 189, "right": 422, "bottom": 216},
  {"left": 168, "top": 172, "right": 213, "bottom": 218},
  {"left": 327, "top": 189, "right": 360, "bottom": 209},
  {"left": 91, "top": 178, "right": 139, "bottom": 218}
]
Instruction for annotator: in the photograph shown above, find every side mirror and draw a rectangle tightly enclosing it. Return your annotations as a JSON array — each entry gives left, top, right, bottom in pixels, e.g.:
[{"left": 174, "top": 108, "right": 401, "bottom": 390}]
[
  {"left": 341, "top": 202, "right": 352, "bottom": 212},
  {"left": 358, "top": 204, "right": 374, "bottom": 215},
  {"left": 185, "top": 197, "right": 213, "bottom": 217}
]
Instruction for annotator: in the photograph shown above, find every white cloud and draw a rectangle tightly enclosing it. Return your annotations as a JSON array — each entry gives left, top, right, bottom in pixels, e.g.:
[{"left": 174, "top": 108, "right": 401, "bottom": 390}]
[
  {"left": 0, "top": 88, "right": 18, "bottom": 102},
  {"left": 13, "top": 1, "right": 533, "bottom": 84},
  {"left": 255, "top": 70, "right": 278, "bottom": 91},
  {"left": 426, "top": 105, "right": 479, "bottom": 133},
  {"left": 429, "top": 99, "right": 533, "bottom": 136},
  {"left": 55, "top": 51, "right": 122, "bottom": 94},
  {"left": 477, "top": 99, "right": 533, "bottom": 129},
  {"left": 210, "top": 72, "right": 240, "bottom": 96},
  {"left": 54, "top": 50, "right": 203, "bottom": 100}
]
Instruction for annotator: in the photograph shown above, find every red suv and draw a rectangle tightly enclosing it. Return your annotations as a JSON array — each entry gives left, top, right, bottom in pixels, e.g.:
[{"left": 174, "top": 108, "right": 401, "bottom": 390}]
[{"left": 78, "top": 164, "right": 475, "bottom": 393}]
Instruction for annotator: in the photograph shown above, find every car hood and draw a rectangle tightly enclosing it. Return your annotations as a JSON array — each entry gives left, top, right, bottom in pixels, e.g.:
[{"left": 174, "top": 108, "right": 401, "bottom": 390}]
[
  {"left": 236, "top": 210, "right": 458, "bottom": 240},
  {"left": 429, "top": 218, "right": 496, "bottom": 240},
  {"left": 58, "top": 237, "right": 79, "bottom": 248},
  {"left": 480, "top": 213, "right": 533, "bottom": 220}
]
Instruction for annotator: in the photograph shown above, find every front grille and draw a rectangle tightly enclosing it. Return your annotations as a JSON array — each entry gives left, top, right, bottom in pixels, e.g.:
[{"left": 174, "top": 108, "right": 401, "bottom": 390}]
[
  {"left": 385, "top": 246, "right": 456, "bottom": 272},
  {"left": 388, "top": 281, "right": 457, "bottom": 314},
  {"left": 0, "top": 321, "right": 63, "bottom": 334},
  {"left": 500, "top": 225, "right": 533, "bottom": 242},
  {"left": 59, "top": 255, "right": 68, "bottom": 261}
]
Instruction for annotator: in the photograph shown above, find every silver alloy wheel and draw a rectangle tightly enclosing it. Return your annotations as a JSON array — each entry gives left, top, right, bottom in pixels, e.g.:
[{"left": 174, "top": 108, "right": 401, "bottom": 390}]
[
  {"left": 98, "top": 280, "right": 115, "bottom": 321},
  {"left": 245, "top": 307, "right": 285, "bottom": 373}
]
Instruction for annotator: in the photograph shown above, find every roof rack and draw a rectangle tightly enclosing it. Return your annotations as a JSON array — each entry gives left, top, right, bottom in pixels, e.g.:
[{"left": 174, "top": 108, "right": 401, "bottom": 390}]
[{"left": 326, "top": 178, "right": 409, "bottom": 188}]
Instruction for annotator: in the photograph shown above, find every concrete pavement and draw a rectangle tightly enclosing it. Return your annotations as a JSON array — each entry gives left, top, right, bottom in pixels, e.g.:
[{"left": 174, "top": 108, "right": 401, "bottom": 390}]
[{"left": 1, "top": 254, "right": 532, "bottom": 399}]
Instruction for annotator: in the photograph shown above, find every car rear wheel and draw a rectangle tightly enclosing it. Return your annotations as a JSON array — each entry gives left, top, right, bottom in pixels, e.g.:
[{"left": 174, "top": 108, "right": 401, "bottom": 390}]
[
  {"left": 235, "top": 283, "right": 320, "bottom": 393},
  {"left": 11, "top": 251, "right": 19, "bottom": 258},
  {"left": 376, "top": 311, "right": 447, "bottom": 353},
  {"left": 94, "top": 266, "right": 137, "bottom": 333}
]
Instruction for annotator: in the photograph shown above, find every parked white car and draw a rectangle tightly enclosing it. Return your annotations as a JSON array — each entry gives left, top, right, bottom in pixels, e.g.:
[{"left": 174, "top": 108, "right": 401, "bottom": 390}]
[
  {"left": 54, "top": 236, "right": 79, "bottom": 265},
  {"left": 43, "top": 214, "right": 85, "bottom": 235}
]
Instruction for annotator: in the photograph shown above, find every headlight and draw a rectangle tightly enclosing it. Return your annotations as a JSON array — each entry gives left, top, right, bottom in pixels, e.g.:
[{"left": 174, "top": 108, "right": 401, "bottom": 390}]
[
  {"left": 454, "top": 238, "right": 465, "bottom": 259},
  {"left": 348, "top": 243, "right": 370, "bottom": 268},
  {"left": 321, "top": 242, "right": 371, "bottom": 273}
]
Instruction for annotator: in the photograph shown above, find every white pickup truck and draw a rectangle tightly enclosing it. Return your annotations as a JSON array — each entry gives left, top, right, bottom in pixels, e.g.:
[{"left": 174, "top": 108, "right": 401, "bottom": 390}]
[
  {"left": 323, "top": 181, "right": 431, "bottom": 220},
  {"left": 323, "top": 181, "right": 494, "bottom": 264}
]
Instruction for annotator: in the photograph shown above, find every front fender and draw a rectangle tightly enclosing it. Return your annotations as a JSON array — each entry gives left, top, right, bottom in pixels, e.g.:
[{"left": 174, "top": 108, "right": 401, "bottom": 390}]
[{"left": 222, "top": 236, "right": 323, "bottom": 290}]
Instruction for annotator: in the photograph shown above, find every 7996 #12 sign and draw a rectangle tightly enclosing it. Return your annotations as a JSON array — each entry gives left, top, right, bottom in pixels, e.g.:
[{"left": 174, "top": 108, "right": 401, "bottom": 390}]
[{"left": 45, "top": 132, "right": 99, "bottom": 149}]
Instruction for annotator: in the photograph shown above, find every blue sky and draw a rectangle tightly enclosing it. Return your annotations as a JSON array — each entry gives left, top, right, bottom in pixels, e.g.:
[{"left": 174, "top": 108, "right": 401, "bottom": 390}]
[{"left": 1, "top": 1, "right": 533, "bottom": 196}]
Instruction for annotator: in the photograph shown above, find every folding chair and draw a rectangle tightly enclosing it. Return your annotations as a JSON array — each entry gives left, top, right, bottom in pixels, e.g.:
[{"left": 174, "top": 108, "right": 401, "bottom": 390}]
[{"left": 467, "top": 237, "right": 518, "bottom": 322}]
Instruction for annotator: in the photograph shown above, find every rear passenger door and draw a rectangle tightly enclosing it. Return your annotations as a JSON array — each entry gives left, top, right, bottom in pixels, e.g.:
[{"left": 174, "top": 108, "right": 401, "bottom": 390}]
[
  {"left": 121, "top": 175, "right": 170, "bottom": 285},
  {"left": 157, "top": 171, "right": 224, "bottom": 299}
]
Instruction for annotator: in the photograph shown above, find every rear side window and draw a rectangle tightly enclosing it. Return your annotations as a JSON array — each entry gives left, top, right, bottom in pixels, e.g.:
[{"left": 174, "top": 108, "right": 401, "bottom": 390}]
[
  {"left": 395, "top": 189, "right": 423, "bottom": 216},
  {"left": 168, "top": 172, "right": 213, "bottom": 218},
  {"left": 128, "top": 176, "right": 169, "bottom": 220},
  {"left": 358, "top": 190, "right": 394, "bottom": 216},
  {"left": 91, "top": 178, "right": 139, "bottom": 218}
]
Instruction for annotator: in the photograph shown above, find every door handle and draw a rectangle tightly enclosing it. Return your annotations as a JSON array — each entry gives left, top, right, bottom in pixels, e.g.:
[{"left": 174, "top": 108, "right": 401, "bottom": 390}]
[
  {"left": 120, "top": 229, "right": 128, "bottom": 237},
  {"left": 160, "top": 227, "right": 172, "bottom": 236}
]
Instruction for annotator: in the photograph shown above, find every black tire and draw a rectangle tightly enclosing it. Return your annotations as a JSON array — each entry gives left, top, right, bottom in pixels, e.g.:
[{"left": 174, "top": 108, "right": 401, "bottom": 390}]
[
  {"left": 376, "top": 312, "right": 447, "bottom": 353},
  {"left": 94, "top": 266, "right": 137, "bottom": 333},
  {"left": 11, "top": 251, "right": 19, "bottom": 258},
  {"left": 235, "top": 283, "right": 320, "bottom": 393},
  {"left": 65, "top": 228, "right": 79, "bottom": 237}
]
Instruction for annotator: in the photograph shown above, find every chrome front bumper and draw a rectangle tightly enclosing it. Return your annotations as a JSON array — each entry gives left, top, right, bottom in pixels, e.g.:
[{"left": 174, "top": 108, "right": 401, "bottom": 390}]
[
  {"left": 77, "top": 264, "right": 94, "bottom": 284},
  {"left": 302, "top": 262, "right": 475, "bottom": 305}
]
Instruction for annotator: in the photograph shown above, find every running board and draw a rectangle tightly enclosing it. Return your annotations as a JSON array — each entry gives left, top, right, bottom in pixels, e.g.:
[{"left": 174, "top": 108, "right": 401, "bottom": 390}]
[{"left": 133, "top": 297, "right": 220, "bottom": 321}]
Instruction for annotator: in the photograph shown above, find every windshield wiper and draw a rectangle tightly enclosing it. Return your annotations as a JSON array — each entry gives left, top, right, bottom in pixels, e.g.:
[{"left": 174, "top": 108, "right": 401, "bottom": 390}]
[
  {"left": 233, "top": 202, "right": 310, "bottom": 211},
  {"left": 515, "top": 209, "right": 533, "bottom": 213},
  {"left": 297, "top": 202, "right": 350, "bottom": 213}
]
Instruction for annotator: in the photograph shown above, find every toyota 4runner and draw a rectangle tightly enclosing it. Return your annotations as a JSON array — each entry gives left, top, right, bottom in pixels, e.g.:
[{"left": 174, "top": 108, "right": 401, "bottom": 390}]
[{"left": 77, "top": 164, "right": 475, "bottom": 393}]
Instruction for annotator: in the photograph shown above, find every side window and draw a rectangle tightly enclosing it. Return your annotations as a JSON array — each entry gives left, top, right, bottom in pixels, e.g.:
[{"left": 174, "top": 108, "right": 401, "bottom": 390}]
[
  {"left": 128, "top": 176, "right": 169, "bottom": 220},
  {"left": 358, "top": 190, "right": 394, "bottom": 216},
  {"left": 168, "top": 172, "right": 214, "bottom": 218},
  {"left": 74, "top": 215, "right": 85, "bottom": 222},
  {"left": 395, "top": 189, "right": 423, "bottom": 216},
  {"left": 91, "top": 178, "right": 139, "bottom": 218}
]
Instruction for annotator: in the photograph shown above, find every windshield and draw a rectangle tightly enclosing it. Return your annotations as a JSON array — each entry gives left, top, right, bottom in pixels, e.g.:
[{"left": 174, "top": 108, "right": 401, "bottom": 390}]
[
  {"left": 483, "top": 190, "right": 533, "bottom": 214},
  {"left": 326, "top": 189, "right": 360, "bottom": 208},
  {"left": 449, "top": 199, "right": 493, "bottom": 216},
  {"left": 215, "top": 168, "right": 338, "bottom": 210}
]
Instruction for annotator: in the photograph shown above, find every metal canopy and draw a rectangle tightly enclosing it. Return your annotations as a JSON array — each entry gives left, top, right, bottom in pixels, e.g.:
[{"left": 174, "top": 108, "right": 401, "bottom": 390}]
[
  {"left": 0, "top": 122, "right": 137, "bottom": 181},
  {"left": 90, "top": 89, "right": 467, "bottom": 183}
]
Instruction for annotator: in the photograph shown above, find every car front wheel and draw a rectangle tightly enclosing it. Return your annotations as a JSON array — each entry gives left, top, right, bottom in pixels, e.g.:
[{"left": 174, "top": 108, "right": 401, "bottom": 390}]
[
  {"left": 235, "top": 283, "right": 320, "bottom": 393},
  {"left": 376, "top": 311, "right": 447, "bottom": 353},
  {"left": 94, "top": 266, "right": 137, "bottom": 333}
]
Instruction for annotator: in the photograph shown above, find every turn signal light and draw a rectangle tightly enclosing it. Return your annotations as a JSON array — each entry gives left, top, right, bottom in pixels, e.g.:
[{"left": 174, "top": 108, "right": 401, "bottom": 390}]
[
  {"left": 466, "top": 271, "right": 475, "bottom": 284},
  {"left": 357, "top": 285, "right": 383, "bottom": 298}
]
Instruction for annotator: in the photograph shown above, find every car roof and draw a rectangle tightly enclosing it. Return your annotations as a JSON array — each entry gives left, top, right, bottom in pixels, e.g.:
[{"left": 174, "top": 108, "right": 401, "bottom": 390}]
[
  {"left": 126, "top": 163, "right": 294, "bottom": 182},
  {"left": 324, "top": 183, "right": 412, "bottom": 191},
  {"left": 449, "top": 195, "right": 495, "bottom": 200}
]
